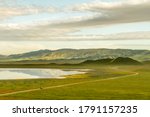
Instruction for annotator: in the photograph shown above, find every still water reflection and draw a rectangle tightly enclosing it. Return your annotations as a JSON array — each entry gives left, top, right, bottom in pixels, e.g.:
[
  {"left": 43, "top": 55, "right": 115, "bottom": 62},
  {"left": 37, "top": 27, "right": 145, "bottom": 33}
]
[{"left": 0, "top": 68, "right": 85, "bottom": 80}]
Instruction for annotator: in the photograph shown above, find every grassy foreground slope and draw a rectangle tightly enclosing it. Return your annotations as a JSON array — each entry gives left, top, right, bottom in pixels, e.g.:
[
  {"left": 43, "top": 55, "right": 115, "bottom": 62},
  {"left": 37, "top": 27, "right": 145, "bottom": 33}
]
[{"left": 0, "top": 64, "right": 150, "bottom": 100}]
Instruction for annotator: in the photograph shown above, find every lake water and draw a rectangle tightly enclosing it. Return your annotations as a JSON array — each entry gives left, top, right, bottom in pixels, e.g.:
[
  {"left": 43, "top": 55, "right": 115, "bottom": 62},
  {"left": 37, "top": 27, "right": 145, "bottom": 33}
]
[{"left": 0, "top": 68, "right": 85, "bottom": 80}]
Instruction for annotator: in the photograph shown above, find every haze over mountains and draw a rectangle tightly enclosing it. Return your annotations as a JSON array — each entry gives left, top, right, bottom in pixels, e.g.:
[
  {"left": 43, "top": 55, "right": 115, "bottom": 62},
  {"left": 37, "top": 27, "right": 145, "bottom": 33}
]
[{"left": 0, "top": 49, "right": 149, "bottom": 64}]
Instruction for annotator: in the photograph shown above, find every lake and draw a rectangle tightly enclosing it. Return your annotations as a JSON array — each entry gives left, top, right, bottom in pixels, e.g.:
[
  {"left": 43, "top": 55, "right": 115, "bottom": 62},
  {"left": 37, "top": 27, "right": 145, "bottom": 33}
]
[{"left": 0, "top": 68, "right": 85, "bottom": 80}]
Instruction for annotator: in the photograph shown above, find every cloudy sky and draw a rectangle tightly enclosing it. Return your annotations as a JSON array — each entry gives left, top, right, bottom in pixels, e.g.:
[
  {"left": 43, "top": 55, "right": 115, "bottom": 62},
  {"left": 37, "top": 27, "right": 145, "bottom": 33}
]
[{"left": 0, "top": 0, "right": 150, "bottom": 55}]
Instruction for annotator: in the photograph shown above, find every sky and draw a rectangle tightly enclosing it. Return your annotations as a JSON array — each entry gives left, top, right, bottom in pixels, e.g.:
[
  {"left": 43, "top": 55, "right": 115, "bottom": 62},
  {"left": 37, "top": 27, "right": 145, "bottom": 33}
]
[{"left": 0, "top": 0, "right": 150, "bottom": 55}]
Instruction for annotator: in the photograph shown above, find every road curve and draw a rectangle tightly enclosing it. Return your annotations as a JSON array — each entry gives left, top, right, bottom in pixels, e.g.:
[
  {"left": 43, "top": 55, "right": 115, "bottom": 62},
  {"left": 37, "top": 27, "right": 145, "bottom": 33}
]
[{"left": 0, "top": 71, "right": 139, "bottom": 97}]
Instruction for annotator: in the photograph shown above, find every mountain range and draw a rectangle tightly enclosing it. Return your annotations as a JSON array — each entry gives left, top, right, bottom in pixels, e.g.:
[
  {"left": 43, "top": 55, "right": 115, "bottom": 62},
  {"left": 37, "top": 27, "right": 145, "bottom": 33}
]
[{"left": 0, "top": 49, "right": 150, "bottom": 64}]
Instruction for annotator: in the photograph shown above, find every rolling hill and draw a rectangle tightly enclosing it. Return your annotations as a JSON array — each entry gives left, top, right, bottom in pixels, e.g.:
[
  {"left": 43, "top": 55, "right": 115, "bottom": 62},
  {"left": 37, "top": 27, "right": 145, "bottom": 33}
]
[
  {"left": 0, "top": 49, "right": 149, "bottom": 64},
  {"left": 81, "top": 58, "right": 113, "bottom": 65},
  {"left": 110, "top": 57, "right": 141, "bottom": 65},
  {"left": 81, "top": 57, "right": 141, "bottom": 65}
]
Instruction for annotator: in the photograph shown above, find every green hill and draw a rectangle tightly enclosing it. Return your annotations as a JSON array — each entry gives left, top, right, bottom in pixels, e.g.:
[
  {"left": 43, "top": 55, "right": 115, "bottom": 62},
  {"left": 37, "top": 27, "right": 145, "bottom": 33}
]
[
  {"left": 110, "top": 57, "right": 142, "bottom": 65},
  {"left": 80, "top": 57, "right": 141, "bottom": 65},
  {"left": 81, "top": 58, "right": 113, "bottom": 65}
]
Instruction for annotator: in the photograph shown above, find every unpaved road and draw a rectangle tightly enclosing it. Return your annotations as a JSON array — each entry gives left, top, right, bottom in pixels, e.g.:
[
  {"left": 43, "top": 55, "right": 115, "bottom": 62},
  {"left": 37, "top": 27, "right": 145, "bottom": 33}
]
[{"left": 0, "top": 71, "right": 138, "bottom": 97}]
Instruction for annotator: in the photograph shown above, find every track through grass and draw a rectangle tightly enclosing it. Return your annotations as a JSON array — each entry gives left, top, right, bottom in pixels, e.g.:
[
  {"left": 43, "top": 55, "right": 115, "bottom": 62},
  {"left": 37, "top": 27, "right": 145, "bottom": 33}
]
[{"left": 0, "top": 64, "right": 150, "bottom": 100}]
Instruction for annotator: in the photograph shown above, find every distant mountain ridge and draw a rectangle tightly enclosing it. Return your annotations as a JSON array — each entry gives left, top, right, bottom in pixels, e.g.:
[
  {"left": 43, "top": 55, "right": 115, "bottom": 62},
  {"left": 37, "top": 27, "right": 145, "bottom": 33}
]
[{"left": 0, "top": 49, "right": 150, "bottom": 63}]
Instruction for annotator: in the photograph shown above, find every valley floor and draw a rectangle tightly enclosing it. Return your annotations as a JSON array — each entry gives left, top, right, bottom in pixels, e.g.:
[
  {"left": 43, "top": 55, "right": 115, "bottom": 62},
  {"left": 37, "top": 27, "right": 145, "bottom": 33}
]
[{"left": 0, "top": 64, "right": 150, "bottom": 100}]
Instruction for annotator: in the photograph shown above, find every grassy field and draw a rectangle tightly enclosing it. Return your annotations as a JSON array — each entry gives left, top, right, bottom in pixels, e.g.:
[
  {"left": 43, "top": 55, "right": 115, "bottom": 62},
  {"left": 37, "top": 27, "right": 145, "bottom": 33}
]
[{"left": 0, "top": 64, "right": 150, "bottom": 100}]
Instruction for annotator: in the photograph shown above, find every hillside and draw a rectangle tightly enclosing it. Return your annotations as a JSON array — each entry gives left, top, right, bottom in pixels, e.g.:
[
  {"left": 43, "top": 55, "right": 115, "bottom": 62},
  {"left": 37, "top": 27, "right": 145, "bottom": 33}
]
[
  {"left": 81, "top": 57, "right": 141, "bottom": 65},
  {"left": 81, "top": 58, "right": 113, "bottom": 65},
  {"left": 110, "top": 57, "right": 141, "bottom": 65},
  {"left": 0, "top": 49, "right": 149, "bottom": 63}
]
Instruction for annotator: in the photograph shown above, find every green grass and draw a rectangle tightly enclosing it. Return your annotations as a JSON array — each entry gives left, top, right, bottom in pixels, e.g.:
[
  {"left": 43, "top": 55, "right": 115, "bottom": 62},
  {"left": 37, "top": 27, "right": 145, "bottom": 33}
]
[{"left": 0, "top": 64, "right": 150, "bottom": 100}]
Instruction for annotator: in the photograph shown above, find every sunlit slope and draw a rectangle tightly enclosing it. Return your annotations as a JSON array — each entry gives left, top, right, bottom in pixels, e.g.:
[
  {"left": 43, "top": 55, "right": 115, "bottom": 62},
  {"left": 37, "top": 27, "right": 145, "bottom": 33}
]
[{"left": 0, "top": 49, "right": 150, "bottom": 62}]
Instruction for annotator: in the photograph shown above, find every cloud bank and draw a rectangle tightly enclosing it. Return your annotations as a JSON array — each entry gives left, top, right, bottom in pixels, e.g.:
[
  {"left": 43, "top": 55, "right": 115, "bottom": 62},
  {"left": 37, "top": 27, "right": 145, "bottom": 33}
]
[
  {"left": 54, "top": 0, "right": 150, "bottom": 28},
  {"left": 0, "top": 0, "right": 150, "bottom": 41}
]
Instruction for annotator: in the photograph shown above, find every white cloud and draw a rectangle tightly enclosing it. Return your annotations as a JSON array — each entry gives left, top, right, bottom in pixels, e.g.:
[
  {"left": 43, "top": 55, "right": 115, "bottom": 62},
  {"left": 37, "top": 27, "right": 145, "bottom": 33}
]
[
  {"left": 71, "top": 0, "right": 150, "bottom": 11},
  {"left": 0, "top": 27, "right": 77, "bottom": 41},
  {"left": 102, "top": 31, "right": 150, "bottom": 40},
  {"left": 0, "top": 6, "right": 56, "bottom": 20}
]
